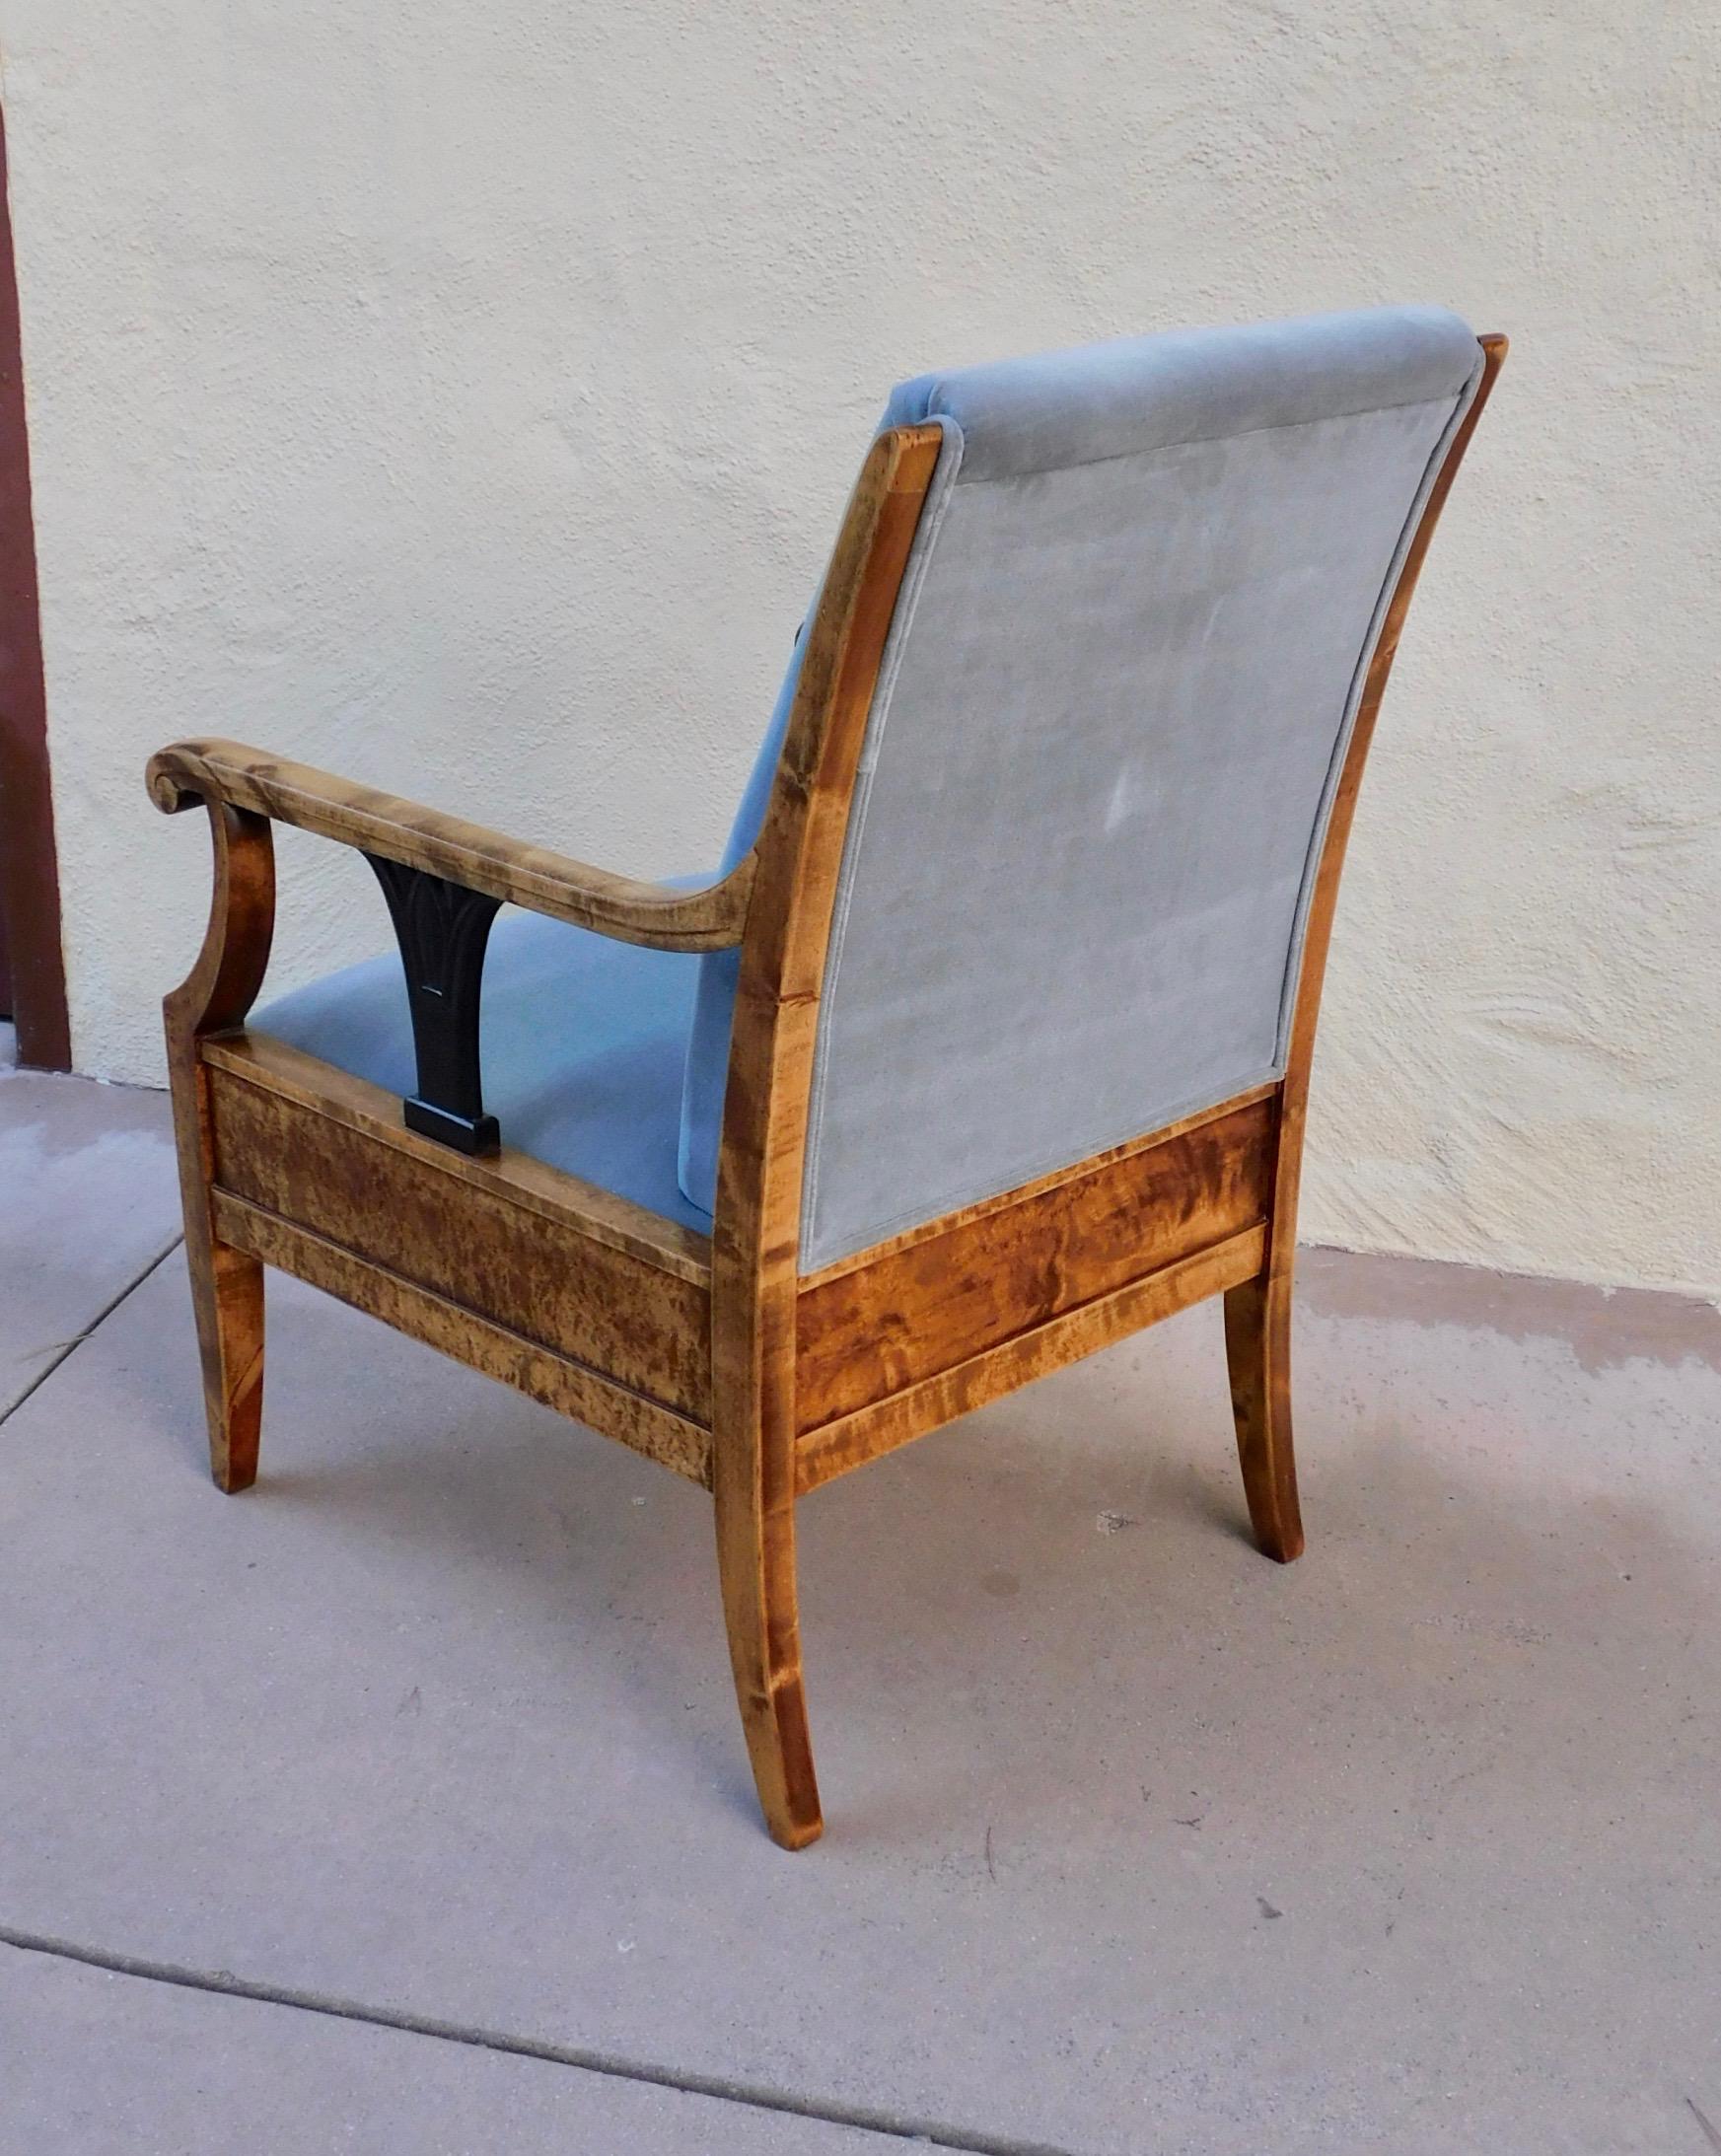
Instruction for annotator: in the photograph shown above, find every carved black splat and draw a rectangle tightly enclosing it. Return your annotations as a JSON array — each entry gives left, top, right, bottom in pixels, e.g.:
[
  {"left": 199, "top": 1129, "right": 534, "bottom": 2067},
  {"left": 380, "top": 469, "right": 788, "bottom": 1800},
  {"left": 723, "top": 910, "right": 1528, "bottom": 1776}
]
[{"left": 365, "top": 855, "right": 503, "bottom": 1155}]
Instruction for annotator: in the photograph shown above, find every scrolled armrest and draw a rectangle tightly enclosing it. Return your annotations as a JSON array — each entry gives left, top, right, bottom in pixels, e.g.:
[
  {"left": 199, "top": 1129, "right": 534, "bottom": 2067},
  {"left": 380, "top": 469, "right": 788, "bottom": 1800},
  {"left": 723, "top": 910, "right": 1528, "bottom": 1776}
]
[{"left": 147, "top": 737, "right": 753, "bottom": 952}]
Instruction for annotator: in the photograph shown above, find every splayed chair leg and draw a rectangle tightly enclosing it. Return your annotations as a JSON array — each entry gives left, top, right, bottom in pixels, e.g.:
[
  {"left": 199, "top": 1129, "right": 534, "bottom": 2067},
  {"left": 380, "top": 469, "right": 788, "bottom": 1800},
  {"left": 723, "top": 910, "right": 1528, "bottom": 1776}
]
[
  {"left": 713, "top": 1438, "right": 823, "bottom": 1849},
  {"left": 167, "top": 1021, "right": 267, "bottom": 1493},
  {"left": 156, "top": 796, "right": 276, "bottom": 1493},
  {"left": 1223, "top": 1270, "right": 1305, "bottom": 1563},
  {"left": 183, "top": 1210, "right": 266, "bottom": 1493}
]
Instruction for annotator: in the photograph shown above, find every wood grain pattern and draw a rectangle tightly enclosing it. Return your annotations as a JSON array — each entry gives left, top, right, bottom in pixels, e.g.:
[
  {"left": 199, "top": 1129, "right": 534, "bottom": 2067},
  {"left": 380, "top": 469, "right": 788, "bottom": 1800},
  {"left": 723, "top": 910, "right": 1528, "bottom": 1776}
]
[
  {"left": 205, "top": 1033, "right": 711, "bottom": 1280},
  {"left": 162, "top": 802, "right": 277, "bottom": 1490},
  {"left": 212, "top": 1192, "right": 711, "bottom": 1484},
  {"left": 798, "top": 1226, "right": 1267, "bottom": 1495},
  {"left": 797, "top": 1080, "right": 1278, "bottom": 1286},
  {"left": 796, "top": 1090, "right": 1274, "bottom": 1431},
  {"left": 1225, "top": 331, "right": 1508, "bottom": 1563},
  {"left": 149, "top": 738, "right": 753, "bottom": 952},
  {"left": 208, "top": 1062, "right": 710, "bottom": 1420},
  {"left": 1223, "top": 1271, "right": 1297, "bottom": 1558},
  {"left": 709, "top": 422, "right": 947, "bottom": 1848}
]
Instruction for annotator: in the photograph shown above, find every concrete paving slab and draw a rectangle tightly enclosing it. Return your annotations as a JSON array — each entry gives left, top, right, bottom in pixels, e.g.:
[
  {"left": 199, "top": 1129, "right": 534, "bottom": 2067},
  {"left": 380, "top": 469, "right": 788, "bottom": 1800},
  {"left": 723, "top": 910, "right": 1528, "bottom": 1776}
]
[
  {"left": 0, "top": 1942, "right": 904, "bottom": 2154},
  {"left": 1, "top": 1238, "right": 1718, "bottom": 2155},
  {"left": 0, "top": 1066, "right": 179, "bottom": 1414}
]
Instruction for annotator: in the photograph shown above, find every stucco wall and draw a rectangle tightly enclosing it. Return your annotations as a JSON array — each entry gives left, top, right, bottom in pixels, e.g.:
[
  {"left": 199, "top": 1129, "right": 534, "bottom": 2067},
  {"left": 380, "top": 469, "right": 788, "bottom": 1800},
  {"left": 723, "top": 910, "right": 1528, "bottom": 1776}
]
[{"left": 3, "top": 3, "right": 1717, "bottom": 1295}]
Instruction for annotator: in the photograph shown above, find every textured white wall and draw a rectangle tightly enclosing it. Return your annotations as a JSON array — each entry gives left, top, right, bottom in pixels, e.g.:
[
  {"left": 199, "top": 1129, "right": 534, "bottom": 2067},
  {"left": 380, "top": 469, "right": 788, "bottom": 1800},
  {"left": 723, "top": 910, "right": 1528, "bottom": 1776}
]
[{"left": 4, "top": 3, "right": 1718, "bottom": 1294}]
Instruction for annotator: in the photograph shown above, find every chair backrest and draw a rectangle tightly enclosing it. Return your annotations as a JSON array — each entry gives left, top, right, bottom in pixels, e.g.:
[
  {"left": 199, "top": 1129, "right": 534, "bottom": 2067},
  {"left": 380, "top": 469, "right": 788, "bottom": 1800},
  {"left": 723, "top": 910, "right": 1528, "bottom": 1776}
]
[{"left": 769, "top": 307, "right": 1484, "bottom": 1273}]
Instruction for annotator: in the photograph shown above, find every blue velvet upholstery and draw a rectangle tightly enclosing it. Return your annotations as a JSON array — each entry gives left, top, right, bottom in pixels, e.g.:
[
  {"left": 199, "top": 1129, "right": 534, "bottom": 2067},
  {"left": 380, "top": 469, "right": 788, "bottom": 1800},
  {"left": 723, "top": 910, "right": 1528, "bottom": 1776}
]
[
  {"left": 256, "top": 906, "right": 712, "bottom": 1232},
  {"left": 875, "top": 306, "right": 1476, "bottom": 478},
  {"left": 257, "top": 307, "right": 1479, "bottom": 1249},
  {"left": 797, "top": 307, "right": 1481, "bottom": 1267}
]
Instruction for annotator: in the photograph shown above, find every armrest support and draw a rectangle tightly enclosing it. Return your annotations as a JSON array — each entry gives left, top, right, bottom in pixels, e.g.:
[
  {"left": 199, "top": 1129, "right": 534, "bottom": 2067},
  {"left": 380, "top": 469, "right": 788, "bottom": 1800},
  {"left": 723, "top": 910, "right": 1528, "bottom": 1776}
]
[{"left": 148, "top": 737, "right": 753, "bottom": 952}]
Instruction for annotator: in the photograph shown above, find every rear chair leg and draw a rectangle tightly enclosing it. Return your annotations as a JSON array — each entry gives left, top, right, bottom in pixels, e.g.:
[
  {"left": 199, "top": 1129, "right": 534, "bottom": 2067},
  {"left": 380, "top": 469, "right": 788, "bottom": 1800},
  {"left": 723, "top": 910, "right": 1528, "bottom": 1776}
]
[
  {"left": 713, "top": 1447, "right": 823, "bottom": 1849},
  {"left": 1223, "top": 1271, "right": 1305, "bottom": 1563}
]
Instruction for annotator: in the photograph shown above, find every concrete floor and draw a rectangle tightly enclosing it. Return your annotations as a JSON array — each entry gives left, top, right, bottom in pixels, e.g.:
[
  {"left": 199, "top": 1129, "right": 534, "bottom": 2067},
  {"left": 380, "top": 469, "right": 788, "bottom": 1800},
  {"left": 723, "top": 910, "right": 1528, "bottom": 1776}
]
[{"left": 2, "top": 1066, "right": 1719, "bottom": 2155}]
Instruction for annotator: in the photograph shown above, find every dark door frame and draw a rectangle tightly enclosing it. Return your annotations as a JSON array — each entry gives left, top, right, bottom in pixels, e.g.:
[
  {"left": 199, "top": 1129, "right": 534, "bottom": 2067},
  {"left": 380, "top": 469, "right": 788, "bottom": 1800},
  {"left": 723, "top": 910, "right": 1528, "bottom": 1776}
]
[{"left": 0, "top": 96, "right": 69, "bottom": 1068}]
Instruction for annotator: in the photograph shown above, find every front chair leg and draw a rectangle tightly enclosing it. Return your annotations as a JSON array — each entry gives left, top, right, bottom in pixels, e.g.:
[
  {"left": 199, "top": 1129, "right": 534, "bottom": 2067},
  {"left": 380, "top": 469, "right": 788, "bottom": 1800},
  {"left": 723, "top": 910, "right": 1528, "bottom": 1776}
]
[
  {"left": 184, "top": 1215, "right": 266, "bottom": 1493},
  {"left": 167, "top": 1021, "right": 267, "bottom": 1493},
  {"left": 712, "top": 1442, "right": 823, "bottom": 1849},
  {"left": 1223, "top": 1271, "right": 1305, "bottom": 1563},
  {"left": 158, "top": 796, "right": 276, "bottom": 1493}
]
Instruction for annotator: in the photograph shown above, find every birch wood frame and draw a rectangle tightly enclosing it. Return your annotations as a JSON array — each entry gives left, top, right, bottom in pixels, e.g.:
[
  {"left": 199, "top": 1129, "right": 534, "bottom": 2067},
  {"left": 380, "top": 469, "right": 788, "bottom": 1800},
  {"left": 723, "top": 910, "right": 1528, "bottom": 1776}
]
[{"left": 149, "top": 336, "right": 1504, "bottom": 1847}]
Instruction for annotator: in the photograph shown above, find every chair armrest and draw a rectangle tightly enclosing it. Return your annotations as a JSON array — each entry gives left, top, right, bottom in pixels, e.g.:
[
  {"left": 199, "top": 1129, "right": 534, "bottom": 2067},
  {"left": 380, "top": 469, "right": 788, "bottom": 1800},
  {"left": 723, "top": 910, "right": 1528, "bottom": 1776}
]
[{"left": 147, "top": 737, "right": 753, "bottom": 952}]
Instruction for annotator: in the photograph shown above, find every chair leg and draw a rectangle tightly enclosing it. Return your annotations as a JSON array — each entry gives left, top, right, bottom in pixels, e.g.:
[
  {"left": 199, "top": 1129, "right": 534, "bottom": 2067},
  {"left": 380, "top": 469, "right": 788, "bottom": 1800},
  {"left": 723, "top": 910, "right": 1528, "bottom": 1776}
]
[
  {"left": 157, "top": 797, "right": 275, "bottom": 1494},
  {"left": 168, "top": 1048, "right": 265, "bottom": 1494},
  {"left": 188, "top": 1231, "right": 265, "bottom": 1493},
  {"left": 1223, "top": 1271, "right": 1304, "bottom": 1563},
  {"left": 712, "top": 1455, "right": 823, "bottom": 1849}
]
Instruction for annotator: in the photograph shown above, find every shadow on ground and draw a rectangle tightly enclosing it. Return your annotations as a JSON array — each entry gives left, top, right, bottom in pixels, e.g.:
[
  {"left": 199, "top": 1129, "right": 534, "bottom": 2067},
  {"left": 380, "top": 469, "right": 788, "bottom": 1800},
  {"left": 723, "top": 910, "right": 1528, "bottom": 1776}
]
[{"left": 3, "top": 1235, "right": 1716, "bottom": 2154}]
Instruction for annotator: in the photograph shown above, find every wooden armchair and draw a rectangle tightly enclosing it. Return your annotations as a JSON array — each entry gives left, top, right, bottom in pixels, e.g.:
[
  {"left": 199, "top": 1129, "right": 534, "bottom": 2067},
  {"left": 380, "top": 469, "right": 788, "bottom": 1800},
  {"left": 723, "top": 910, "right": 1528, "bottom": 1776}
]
[{"left": 149, "top": 308, "right": 1503, "bottom": 1847}]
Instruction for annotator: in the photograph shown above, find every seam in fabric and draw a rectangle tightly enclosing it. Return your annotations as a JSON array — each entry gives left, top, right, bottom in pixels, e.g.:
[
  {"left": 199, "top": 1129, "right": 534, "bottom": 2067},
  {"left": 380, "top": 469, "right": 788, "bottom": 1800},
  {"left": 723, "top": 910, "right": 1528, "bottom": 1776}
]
[
  {"left": 1270, "top": 357, "right": 1484, "bottom": 1067},
  {"left": 800, "top": 419, "right": 965, "bottom": 1245},
  {"left": 948, "top": 385, "right": 1475, "bottom": 485}
]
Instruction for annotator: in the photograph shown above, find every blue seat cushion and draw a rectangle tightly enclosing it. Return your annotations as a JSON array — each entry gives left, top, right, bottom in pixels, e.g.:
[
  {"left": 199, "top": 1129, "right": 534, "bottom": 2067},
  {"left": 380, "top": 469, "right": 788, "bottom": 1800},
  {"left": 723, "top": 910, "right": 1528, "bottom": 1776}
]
[{"left": 256, "top": 905, "right": 713, "bottom": 1233}]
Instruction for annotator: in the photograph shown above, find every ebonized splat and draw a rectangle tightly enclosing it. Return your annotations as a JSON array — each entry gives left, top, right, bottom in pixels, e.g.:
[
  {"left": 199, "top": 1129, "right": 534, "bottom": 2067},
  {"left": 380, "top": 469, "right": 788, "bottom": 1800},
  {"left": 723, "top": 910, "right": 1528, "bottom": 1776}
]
[{"left": 365, "top": 854, "right": 503, "bottom": 1154}]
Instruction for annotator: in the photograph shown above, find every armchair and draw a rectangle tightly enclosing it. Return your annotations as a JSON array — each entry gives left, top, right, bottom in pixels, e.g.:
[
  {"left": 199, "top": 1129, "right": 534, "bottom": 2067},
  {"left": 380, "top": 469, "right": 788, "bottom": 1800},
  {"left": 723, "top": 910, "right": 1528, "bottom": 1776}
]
[{"left": 150, "top": 307, "right": 1503, "bottom": 1846}]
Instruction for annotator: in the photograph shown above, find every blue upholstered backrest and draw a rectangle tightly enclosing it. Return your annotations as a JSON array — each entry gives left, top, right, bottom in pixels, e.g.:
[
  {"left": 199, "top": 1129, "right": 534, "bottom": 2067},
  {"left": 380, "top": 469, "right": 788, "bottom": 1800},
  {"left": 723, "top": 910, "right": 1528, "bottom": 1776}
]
[{"left": 681, "top": 308, "right": 1483, "bottom": 1269}]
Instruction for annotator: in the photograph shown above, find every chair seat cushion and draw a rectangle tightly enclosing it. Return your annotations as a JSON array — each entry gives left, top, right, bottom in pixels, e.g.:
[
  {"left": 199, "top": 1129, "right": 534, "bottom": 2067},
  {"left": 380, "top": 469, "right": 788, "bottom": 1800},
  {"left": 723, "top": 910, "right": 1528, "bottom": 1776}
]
[{"left": 255, "top": 905, "right": 713, "bottom": 1233}]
